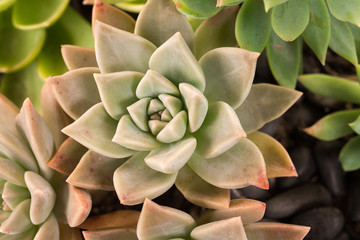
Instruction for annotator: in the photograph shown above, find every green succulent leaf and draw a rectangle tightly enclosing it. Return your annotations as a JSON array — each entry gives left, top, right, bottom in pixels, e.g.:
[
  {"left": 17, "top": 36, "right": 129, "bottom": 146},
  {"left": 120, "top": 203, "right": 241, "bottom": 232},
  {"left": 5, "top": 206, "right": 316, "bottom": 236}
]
[
  {"left": 173, "top": 0, "right": 222, "bottom": 19},
  {"left": 298, "top": 74, "right": 360, "bottom": 104},
  {"left": 190, "top": 217, "right": 247, "bottom": 240},
  {"left": 135, "top": 0, "right": 195, "bottom": 49},
  {"left": 0, "top": 199, "right": 32, "bottom": 234},
  {"left": 263, "top": 0, "right": 288, "bottom": 12},
  {"left": 235, "top": 0, "right": 271, "bottom": 53},
  {"left": 327, "top": 0, "right": 360, "bottom": 27},
  {"left": 0, "top": 157, "right": 26, "bottom": 187},
  {"left": 113, "top": 152, "right": 177, "bottom": 205},
  {"left": 195, "top": 5, "right": 238, "bottom": 59},
  {"left": 200, "top": 48, "right": 259, "bottom": 109},
  {"left": 329, "top": 14, "right": 358, "bottom": 65},
  {"left": 217, "top": 0, "right": 244, "bottom": 7},
  {"left": 302, "top": 0, "right": 330, "bottom": 65},
  {"left": 2, "top": 182, "right": 30, "bottom": 210},
  {"left": 304, "top": 109, "right": 360, "bottom": 141},
  {"left": 0, "top": 8, "right": 45, "bottom": 73},
  {"left": 149, "top": 32, "right": 206, "bottom": 92},
  {"left": 94, "top": 71, "right": 144, "bottom": 120},
  {"left": 95, "top": 21, "right": 156, "bottom": 73},
  {"left": 236, "top": 83, "right": 302, "bottom": 133},
  {"left": 145, "top": 135, "right": 197, "bottom": 174},
  {"left": 194, "top": 101, "right": 246, "bottom": 158},
  {"left": 51, "top": 68, "right": 101, "bottom": 120},
  {"left": 62, "top": 103, "right": 135, "bottom": 159},
  {"left": 0, "top": 0, "right": 15, "bottom": 11},
  {"left": 12, "top": 0, "right": 69, "bottom": 30},
  {"left": 339, "top": 135, "right": 360, "bottom": 171},
  {"left": 33, "top": 213, "right": 59, "bottom": 240},
  {"left": 244, "top": 222, "right": 310, "bottom": 240},
  {"left": 83, "top": 228, "right": 138, "bottom": 240},
  {"left": 115, "top": 0, "right": 147, "bottom": 13},
  {"left": 61, "top": 45, "right": 97, "bottom": 71},
  {"left": 148, "top": 120, "right": 167, "bottom": 135},
  {"left": 156, "top": 111, "right": 187, "bottom": 143},
  {"left": 350, "top": 115, "right": 360, "bottom": 134},
  {"left": 158, "top": 94, "right": 183, "bottom": 117},
  {"left": 0, "top": 94, "right": 19, "bottom": 137},
  {"left": 266, "top": 30, "right": 302, "bottom": 88},
  {"left": 127, "top": 98, "right": 151, "bottom": 132},
  {"left": 67, "top": 150, "right": 125, "bottom": 191},
  {"left": 175, "top": 164, "right": 230, "bottom": 209},
  {"left": 188, "top": 138, "right": 268, "bottom": 189}
]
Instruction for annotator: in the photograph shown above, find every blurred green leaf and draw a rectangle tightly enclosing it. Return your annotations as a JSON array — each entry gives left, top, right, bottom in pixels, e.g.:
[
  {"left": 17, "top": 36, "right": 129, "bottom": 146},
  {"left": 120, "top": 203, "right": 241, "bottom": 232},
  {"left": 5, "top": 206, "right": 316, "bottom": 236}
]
[
  {"left": 266, "top": 30, "right": 302, "bottom": 88},
  {"left": 350, "top": 115, "right": 360, "bottom": 134},
  {"left": 114, "top": 0, "right": 147, "bottom": 13},
  {"left": 235, "top": 0, "right": 271, "bottom": 53},
  {"left": 173, "top": 0, "right": 222, "bottom": 19},
  {"left": 298, "top": 74, "right": 360, "bottom": 104},
  {"left": 0, "top": 8, "right": 45, "bottom": 73},
  {"left": 340, "top": 135, "right": 360, "bottom": 171},
  {"left": 304, "top": 109, "right": 360, "bottom": 141},
  {"left": 0, "top": 0, "right": 15, "bottom": 11},
  {"left": 302, "top": 0, "right": 330, "bottom": 65},
  {"left": 37, "top": 6, "right": 94, "bottom": 79},
  {"left": 327, "top": 0, "right": 360, "bottom": 27},
  {"left": 12, "top": 0, "right": 70, "bottom": 30},
  {"left": 349, "top": 23, "right": 360, "bottom": 64},
  {"left": 217, "top": 0, "right": 244, "bottom": 7},
  {"left": 271, "top": 0, "right": 310, "bottom": 41},
  {"left": 263, "top": 0, "right": 288, "bottom": 12}
]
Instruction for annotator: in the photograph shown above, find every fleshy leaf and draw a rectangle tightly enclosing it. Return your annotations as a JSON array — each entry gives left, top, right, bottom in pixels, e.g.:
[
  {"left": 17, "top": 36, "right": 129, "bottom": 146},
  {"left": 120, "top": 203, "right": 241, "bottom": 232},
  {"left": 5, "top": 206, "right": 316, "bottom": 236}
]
[
  {"left": 173, "top": 0, "right": 222, "bottom": 19},
  {"left": 67, "top": 150, "right": 125, "bottom": 191},
  {"left": 266, "top": 30, "right": 302, "bottom": 88},
  {"left": 271, "top": 0, "right": 310, "bottom": 41},
  {"left": 0, "top": 0, "right": 15, "bottom": 11},
  {"left": 263, "top": 0, "right": 288, "bottom": 12},
  {"left": 190, "top": 217, "right": 247, "bottom": 240},
  {"left": 302, "top": 0, "right": 330, "bottom": 65},
  {"left": 217, "top": 0, "right": 244, "bottom": 6},
  {"left": 327, "top": 0, "right": 360, "bottom": 27},
  {"left": 61, "top": 45, "right": 98, "bottom": 70},
  {"left": 83, "top": 228, "right": 138, "bottom": 240},
  {"left": 51, "top": 67, "right": 101, "bottom": 120},
  {"left": 34, "top": 213, "right": 59, "bottom": 240},
  {"left": 127, "top": 98, "right": 151, "bottom": 132},
  {"left": 0, "top": 157, "right": 26, "bottom": 187},
  {"left": 175, "top": 164, "right": 230, "bottom": 209},
  {"left": 135, "top": 0, "right": 195, "bottom": 49},
  {"left": 235, "top": 0, "right": 271, "bottom": 53},
  {"left": 94, "top": 71, "right": 144, "bottom": 120},
  {"left": 149, "top": 32, "right": 205, "bottom": 92},
  {"left": 248, "top": 131, "right": 297, "bottom": 178},
  {"left": 148, "top": 99, "right": 165, "bottom": 115},
  {"left": 148, "top": 120, "right": 167, "bottom": 135},
  {"left": 145, "top": 135, "right": 197, "bottom": 174},
  {"left": 197, "top": 199, "right": 265, "bottom": 225},
  {"left": 2, "top": 182, "right": 30, "bottom": 210},
  {"left": 114, "top": 0, "right": 146, "bottom": 13},
  {"left": 236, "top": 83, "right": 302, "bottom": 133},
  {"left": 179, "top": 83, "right": 208, "bottom": 132},
  {"left": 137, "top": 198, "right": 196, "bottom": 240},
  {"left": 136, "top": 70, "right": 180, "bottom": 98},
  {"left": 0, "top": 94, "right": 19, "bottom": 136},
  {"left": 25, "top": 171, "right": 56, "bottom": 225},
  {"left": 339, "top": 135, "right": 360, "bottom": 171},
  {"left": 17, "top": 99, "right": 55, "bottom": 177},
  {"left": 92, "top": 0, "right": 135, "bottom": 33},
  {"left": 0, "top": 199, "right": 31, "bottom": 234},
  {"left": 161, "top": 109, "right": 172, "bottom": 122},
  {"left": 195, "top": 5, "right": 238, "bottom": 58},
  {"left": 350, "top": 115, "right": 360, "bottom": 134},
  {"left": 113, "top": 152, "right": 177, "bottom": 205},
  {"left": 304, "top": 109, "right": 360, "bottom": 141},
  {"left": 0, "top": 8, "right": 45, "bottom": 72},
  {"left": 113, "top": 115, "right": 160, "bottom": 151},
  {"left": 156, "top": 111, "right": 187, "bottom": 143},
  {"left": 298, "top": 74, "right": 360, "bottom": 104},
  {"left": 244, "top": 222, "right": 310, "bottom": 240},
  {"left": 95, "top": 21, "right": 156, "bottom": 73},
  {"left": 158, "top": 94, "right": 182, "bottom": 117},
  {"left": 188, "top": 138, "right": 268, "bottom": 189},
  {"left": 200, "top": 47, "right": 259, "bottom": 108},
  {"left": 194, "top": 101, "right": 246, "bottom": 159},
  {"left": 62, "top": 103, "right": 135, "bottom": 158}
]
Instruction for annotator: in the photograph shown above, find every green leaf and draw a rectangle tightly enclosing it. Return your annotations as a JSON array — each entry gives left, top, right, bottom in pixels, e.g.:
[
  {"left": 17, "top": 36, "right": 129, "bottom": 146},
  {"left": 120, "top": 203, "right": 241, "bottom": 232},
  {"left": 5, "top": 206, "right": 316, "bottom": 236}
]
[
  {"left": 263, "top": 0, "right": 288, "bottom": 12},
  {"left": 173, "top": 0, "right": 222, "bottom": 19},
  {"left": 135, "top": 0, "right": 194, "bottom": 49},
  {"left": 327, "top": 0, "right": 360, "bottom": 27},
  {"left": 350, "top": 115, "right": 360, "bottom": 134},
  {"left": 0, "top": 157, "right": 26, "bottom": 187},
  {"left": 244, "top": 223, "right": 310, "bottom": 240},
  {"left": 113, "top": 152, "right": 178, "bottom": 205},
  {"left": 158, "top": 94, "right": 183, "bottom": 117},
  {"left": 304, "top": 109, "right": 360, "bottom": 141},
  {"left": 188, "top": 138, "right": 268, "bottom": 189},
  {"left": 12, "top": 0, "right": 69, "bottom": 29},
  {"left": 302, "top": 0, "right": 330, "bottom": 65},
  {"left": 217, "top": 0, "right": 244, "bottom": 7},
  {"left": 0, "top": 8, "right": 45, "bottom": 73},
  {"left": 200, "top": 48, "right": 259, "bottom": 109},
  {"left": 266, "top": 30, "right": 302, "bottom": 88},
  {"left": 0, "top": 94, "right": 19, "bottom": 137},
  {"left": 61, "top": 45, "right": 97, "bottom": 71},
  {"left": 34, "top": 213, "right": 59, "bottom": 240},
  {"left": 127, "top": 98, "right": 151, "bottom": 132},
  {"left": 37, "top": 6, "right": 94, "bottom": 78},
  {"left": 340, "top": 135, "right": 360, "bottom": 171},
  {"left": 195, "top": 5, "right": 238, "bottom": 58},
  {"left": 0, "top": 0, "right": 15, "bottom": 11},
  {"left": 0, "top": 199, "right": 32, "bottom": 234},
  {"left": 2, "top": 182, "right": 30, "bottom": 210},
  {"left": 156, "top": 111, "right": 187, "bottom": 143},
  {"left": 235, "top": 0, "right": 271, "bottom": 53},
  {"left": 115, "top": 1, "right": 146, "bottom": 13},
  {"left": 236, "top": 83, "right": 302, "bottom": 133},
  {"left": 329, "top": 14, "right": 358, "bottom": 65},
  {"left": 298, "top": 74, "right": 360, "bottom": 104}
]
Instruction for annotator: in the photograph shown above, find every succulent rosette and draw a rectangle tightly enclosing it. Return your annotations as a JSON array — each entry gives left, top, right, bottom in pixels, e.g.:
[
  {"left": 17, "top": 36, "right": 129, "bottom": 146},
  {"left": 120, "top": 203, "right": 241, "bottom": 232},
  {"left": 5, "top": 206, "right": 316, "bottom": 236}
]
[
  {"left": 48, "top": 0, "right": 302, "bottom": 208},
  {"left": 0, "top": 94, "right": 91, "bottom": 239}
]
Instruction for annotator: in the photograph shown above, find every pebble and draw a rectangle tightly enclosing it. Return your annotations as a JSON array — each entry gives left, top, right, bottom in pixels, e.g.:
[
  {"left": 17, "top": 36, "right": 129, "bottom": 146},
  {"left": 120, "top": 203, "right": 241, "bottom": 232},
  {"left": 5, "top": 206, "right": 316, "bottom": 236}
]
[
  {"left": 347, "top": 171, "right": 360, "bottom": 221},
  {"left": 239, "top": 178, "right": 276, "bottom": 201},
  {"left": 265, "top": 183, "right": 331, "bottom": 219},
  {"left": 291, "top": 207, "right": 344, "bottom": 240}
]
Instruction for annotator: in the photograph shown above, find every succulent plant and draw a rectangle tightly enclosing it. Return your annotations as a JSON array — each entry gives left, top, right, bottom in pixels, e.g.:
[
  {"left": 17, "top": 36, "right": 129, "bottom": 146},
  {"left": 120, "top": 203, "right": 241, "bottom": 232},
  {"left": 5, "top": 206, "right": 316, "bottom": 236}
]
[
  {"left": 0, "top": 94, "right": 91, "bottom": 239},
  {"left": 47, "top": 0, "right": 302, "bottom": 209},
  {"left": 83, "top": 0, "right": 147, "bottom": 13},
  {"left": 174, "top": 0, "right": 360, "bottom": 88},
  {"left": 82, "top": 198, "right": 310, "bottom": 240},
  {"left": 299, "top": 74, "right": 360, "bottom": 171}
]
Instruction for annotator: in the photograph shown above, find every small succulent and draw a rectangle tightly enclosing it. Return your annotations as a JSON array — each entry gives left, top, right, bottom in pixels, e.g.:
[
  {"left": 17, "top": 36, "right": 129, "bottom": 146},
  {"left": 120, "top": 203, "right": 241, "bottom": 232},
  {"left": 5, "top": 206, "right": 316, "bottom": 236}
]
[
  {"left": 82, "top": 198, "right": 310, "bottom": 239},
  {"left": 0, "top": 94, "right": 91, "bottom": 239},
  {"left": 299, "top": 74, "right": 360, "bottom": 171},
  {"left": 47, "top": 0, "right": 302, "bottom": 208}
]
